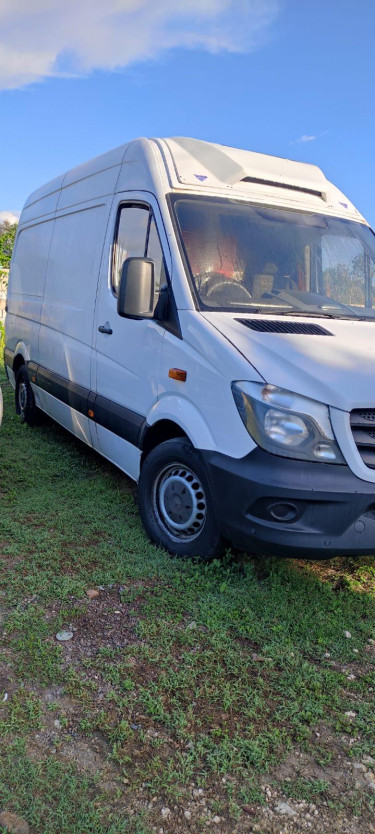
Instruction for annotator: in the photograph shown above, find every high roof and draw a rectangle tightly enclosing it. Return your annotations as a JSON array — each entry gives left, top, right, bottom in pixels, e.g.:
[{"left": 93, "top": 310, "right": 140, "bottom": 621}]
[
  {"left": 22, "top": 136, "right": 365, "bottom": 225},
  {"left": 161, "top": 136, "right": 327, "bottom": 191},
  {"left": 156, "top": 137, "right": 364, "bottom": 221}
]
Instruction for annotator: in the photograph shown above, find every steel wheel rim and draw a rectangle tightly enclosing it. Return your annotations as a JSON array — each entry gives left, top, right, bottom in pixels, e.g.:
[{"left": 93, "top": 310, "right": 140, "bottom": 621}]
[
  {"left": 18, "top": 381, "right": 28, "bottom": 414},
  {"left": 152, "top": 462, "right": 207, "bottom": 542}
]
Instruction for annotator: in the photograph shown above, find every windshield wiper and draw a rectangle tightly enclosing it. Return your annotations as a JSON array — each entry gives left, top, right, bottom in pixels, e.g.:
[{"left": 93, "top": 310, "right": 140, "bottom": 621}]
[
  {"left": 243, "top": 307, "right": 337, "bottom": 317},
  {"left": 218, "top": 306, "right": 370, "bottom": 320},
  {"left": 237, "top": 305, "right": 293, "bottom": 314},
  {"left": 275, "top": 310, "right": 337, "bottom": 319},
  {"left": 273, "top": 309, "right": 365, "bottom": 320}
]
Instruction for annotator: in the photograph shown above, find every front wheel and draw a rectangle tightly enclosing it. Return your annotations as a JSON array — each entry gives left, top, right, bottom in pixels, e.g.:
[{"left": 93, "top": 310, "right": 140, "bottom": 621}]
[
  {"left": 15, "top": 365, "right": 37, "bottom": 426},
  {"left": 138, "top": 438, "right": 223, "bottom": 560}
]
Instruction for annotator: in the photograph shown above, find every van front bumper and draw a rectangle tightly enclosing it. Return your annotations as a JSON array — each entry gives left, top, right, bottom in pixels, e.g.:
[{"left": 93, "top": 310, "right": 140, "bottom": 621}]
[{"left": 201, "top": 447, "right": 375, "bottom": 559}]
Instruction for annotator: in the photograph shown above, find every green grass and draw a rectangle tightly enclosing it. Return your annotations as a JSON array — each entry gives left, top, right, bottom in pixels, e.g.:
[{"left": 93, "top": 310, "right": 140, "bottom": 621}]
[
  {"left": 0, "top": 689, "right": 42, "bottom": 737},
  {"left": 280, "top": 777, "right": 330, "bottom": 801},
  {"left": 0, "top": 739, "right": 148, "bottom": 834},
  {"left": 0, "top": 363, "right": 375, "bottom": 832}
]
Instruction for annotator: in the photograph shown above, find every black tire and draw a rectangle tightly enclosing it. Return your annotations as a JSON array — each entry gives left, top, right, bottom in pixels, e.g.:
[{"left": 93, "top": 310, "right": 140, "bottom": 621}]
[
  {"left": 138, "top": 438, "right": 223, "bottom": 560},
  {"left": 15, "top": 365, "right": 37, "bottom": 426}
]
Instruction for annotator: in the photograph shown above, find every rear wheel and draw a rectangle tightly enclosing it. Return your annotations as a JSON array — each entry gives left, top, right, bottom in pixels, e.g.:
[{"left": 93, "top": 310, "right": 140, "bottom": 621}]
[
  {"left": 15, "top": 365, "right": 37, "bottom": 426},
  {"left": 138, "top": 438, "right": 223, "bottom": 560}
]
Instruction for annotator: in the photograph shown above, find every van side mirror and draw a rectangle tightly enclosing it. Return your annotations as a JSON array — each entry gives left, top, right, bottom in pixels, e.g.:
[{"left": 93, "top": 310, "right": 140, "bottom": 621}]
[{"left": 117, "top": 257, "right": 155, "bottom": 319}]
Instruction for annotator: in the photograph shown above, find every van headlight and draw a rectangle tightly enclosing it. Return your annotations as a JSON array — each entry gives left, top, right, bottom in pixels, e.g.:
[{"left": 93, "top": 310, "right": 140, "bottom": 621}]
[{"left": 232, "top": 382, "right": 344, "bottom": 463}]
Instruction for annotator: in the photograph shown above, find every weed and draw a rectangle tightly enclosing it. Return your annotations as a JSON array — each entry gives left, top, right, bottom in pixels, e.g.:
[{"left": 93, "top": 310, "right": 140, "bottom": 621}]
[{"left": 281, "top": 777, "right": 330, "bottom": 801}]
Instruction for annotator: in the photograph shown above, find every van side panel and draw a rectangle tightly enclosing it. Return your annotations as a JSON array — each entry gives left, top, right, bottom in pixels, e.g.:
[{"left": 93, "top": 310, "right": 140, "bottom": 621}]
[
  {"left": 39, "top": 202, "right": 109, "bottom": 387},
  {"left": 21, "top": 177, "right": 64, "bottom": 224},
  {"left": 57, "top": 167, "right": 120, "bottom": 211},
  {"left": 6, "top": 219, "right": 55, "bottom": 362},
  {"left": 36, "top": 200, "right": 111, "bottom": 446},
  {"left": 21, "top": 194, "right": 60, "bottom": 225}
]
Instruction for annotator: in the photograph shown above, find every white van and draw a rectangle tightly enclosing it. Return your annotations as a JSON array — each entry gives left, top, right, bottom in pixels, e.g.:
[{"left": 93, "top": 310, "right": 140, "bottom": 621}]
[{"left": 5, "top": 137, "right": 375, "bottom": 559}]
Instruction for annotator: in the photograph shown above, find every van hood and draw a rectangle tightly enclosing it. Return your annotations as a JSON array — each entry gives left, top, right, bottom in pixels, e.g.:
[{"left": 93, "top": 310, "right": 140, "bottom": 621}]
[{"left": 201, "top": 313, "right": 375, "bottom": 412}]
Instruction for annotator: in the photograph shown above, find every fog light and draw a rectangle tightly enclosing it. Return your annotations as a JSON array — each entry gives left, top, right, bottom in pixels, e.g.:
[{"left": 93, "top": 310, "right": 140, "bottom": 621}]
[{"left": 267, "top": 502, "right": 299, "bottom": 522}]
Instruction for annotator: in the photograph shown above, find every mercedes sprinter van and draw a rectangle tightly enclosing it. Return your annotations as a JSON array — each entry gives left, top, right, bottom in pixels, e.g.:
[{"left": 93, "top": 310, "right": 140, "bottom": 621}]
[{"left": 5, "top": 137, "right": 375, "bottom": 559}]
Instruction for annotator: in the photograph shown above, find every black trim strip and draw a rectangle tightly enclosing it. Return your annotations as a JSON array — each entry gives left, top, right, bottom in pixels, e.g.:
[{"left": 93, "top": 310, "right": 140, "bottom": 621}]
[
  {"left": 28, "top": 361, "right": 38, "bottom": 377},
  {"left": 4, "top": 347, "right": 14, "bottom": 369},
  {"left": 28, "top": 362, "right": 146, "bottom": 448},
  {"left": 37, "top": 366, "right": 89, "bottom": 415},
  {"left": 94, "top": 395, "right": 144, "bottom": 446}
]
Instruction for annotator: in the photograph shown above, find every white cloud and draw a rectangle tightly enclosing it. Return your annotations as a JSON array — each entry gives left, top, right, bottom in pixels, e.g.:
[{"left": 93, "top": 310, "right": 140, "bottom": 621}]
[
  {"left": 0, "top": 211, "right": 20, "bottom": 224},
  {"left": 0, "top": 0, "right": 279, "bottom": 91},
  {"left": 291, "top": 130, "right": 329, "bottom": 146},
  {"left": 297, "top": 134, "right": 316, "bottom": 143}
]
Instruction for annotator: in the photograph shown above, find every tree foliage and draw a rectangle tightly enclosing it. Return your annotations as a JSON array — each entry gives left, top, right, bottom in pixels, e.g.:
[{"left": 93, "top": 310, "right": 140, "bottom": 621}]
[
  {"left": 323, "top": 251, "right": 375, "bottom": 307},
  {"left": 0, "top": 221, "right": 18, "bottom": 268}
]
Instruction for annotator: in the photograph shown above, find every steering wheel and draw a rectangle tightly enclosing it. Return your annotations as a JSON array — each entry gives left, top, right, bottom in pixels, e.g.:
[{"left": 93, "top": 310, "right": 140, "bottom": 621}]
[{"left": 205, "top": 278, "right": 252, "bottom": 303}]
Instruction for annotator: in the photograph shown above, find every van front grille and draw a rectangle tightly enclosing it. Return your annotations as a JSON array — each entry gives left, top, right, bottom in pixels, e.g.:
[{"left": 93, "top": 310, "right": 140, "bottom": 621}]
[{"left": 350, "top": 409, "right": 375, "bottom": 469}]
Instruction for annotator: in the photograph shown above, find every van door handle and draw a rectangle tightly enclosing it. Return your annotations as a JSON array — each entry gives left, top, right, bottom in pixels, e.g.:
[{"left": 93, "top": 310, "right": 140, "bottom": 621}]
[{"left": 98, "top": 323, "right": 113, "bottom": 335}]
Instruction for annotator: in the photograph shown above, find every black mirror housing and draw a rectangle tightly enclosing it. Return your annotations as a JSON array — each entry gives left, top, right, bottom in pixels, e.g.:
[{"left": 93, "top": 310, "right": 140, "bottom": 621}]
[{"left": 117, "top": 258, "right": 155, "bottom": 319}]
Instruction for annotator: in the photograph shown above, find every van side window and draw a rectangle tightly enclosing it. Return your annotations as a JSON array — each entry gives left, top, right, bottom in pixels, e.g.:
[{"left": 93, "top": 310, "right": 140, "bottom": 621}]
[{"left": 112, "top": 204, "right": 168, "bottom": 312}]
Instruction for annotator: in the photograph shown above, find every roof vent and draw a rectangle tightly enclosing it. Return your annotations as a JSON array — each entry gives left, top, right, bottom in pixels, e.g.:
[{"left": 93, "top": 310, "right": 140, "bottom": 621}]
[
  {"left": 240, "top": 176, "right": 326, "bottom": 200},
  {"left": 237, "top": 319, "right": 333, "bottom": 336}
]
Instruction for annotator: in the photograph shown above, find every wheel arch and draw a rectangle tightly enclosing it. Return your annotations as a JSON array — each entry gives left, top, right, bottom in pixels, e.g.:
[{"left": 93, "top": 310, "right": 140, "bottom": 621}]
[
  {"left": 140, "top": 419, "right": 188, "bottom": 464},
  {"left": 12, "top": 341, "right": 31, "bottom": 375},
  {"left": 143, "top": 395, "right": 216, "bottom": 463}
]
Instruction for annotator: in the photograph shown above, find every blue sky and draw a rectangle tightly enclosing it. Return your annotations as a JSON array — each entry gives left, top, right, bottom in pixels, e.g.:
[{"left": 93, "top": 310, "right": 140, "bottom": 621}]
[{"left": 1, "top": 0, "right": 375, "bottom": 227}]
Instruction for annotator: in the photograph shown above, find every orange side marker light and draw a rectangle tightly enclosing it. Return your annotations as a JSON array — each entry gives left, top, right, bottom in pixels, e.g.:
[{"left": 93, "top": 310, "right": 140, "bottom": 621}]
[
  {"left": 88, "top": 409, "right": 95, "bottom": 418},
  {"left": 169, "top": 368, "right": 187, "bottom": 382}
]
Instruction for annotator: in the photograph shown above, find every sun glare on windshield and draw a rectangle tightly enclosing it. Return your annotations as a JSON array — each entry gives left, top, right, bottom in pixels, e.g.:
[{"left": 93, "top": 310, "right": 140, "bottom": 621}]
[{"left": 172, "top": 196, "right": 375, "bottom": 319}]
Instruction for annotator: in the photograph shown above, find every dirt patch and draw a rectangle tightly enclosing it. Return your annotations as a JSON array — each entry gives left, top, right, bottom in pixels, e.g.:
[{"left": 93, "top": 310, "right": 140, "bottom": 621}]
[
  {"left": 258, "top": 732, "right": 375, "bottom": 834},
  {"left": 60, "top": 591, "right": 140, "bottom": 655}
]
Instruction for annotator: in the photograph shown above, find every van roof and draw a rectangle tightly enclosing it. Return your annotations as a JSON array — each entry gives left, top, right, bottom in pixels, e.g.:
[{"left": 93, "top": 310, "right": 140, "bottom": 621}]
[
  {"left": 23, "top": 136, "right": 365, "bottom": 224},
  {"left": 160, "top": 137, "right": 326, "bottom": 191},
  {"left": 157, "top": 137, "right": 363, "bottom": 220}
]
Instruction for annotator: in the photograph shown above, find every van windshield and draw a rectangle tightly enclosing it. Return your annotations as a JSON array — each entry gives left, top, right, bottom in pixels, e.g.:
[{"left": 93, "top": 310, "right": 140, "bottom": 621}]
[{"left": 172, "top": 196, "right": 375, "bottom": 319}]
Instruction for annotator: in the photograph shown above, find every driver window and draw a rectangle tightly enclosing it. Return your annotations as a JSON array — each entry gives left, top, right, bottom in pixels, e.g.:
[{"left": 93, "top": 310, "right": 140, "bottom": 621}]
[
  {"left": 112, "top": 205, "right": 149, "bottom": 295},
  {"left": 112, "top": 205, "right": 168, "bottom": 312}
]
